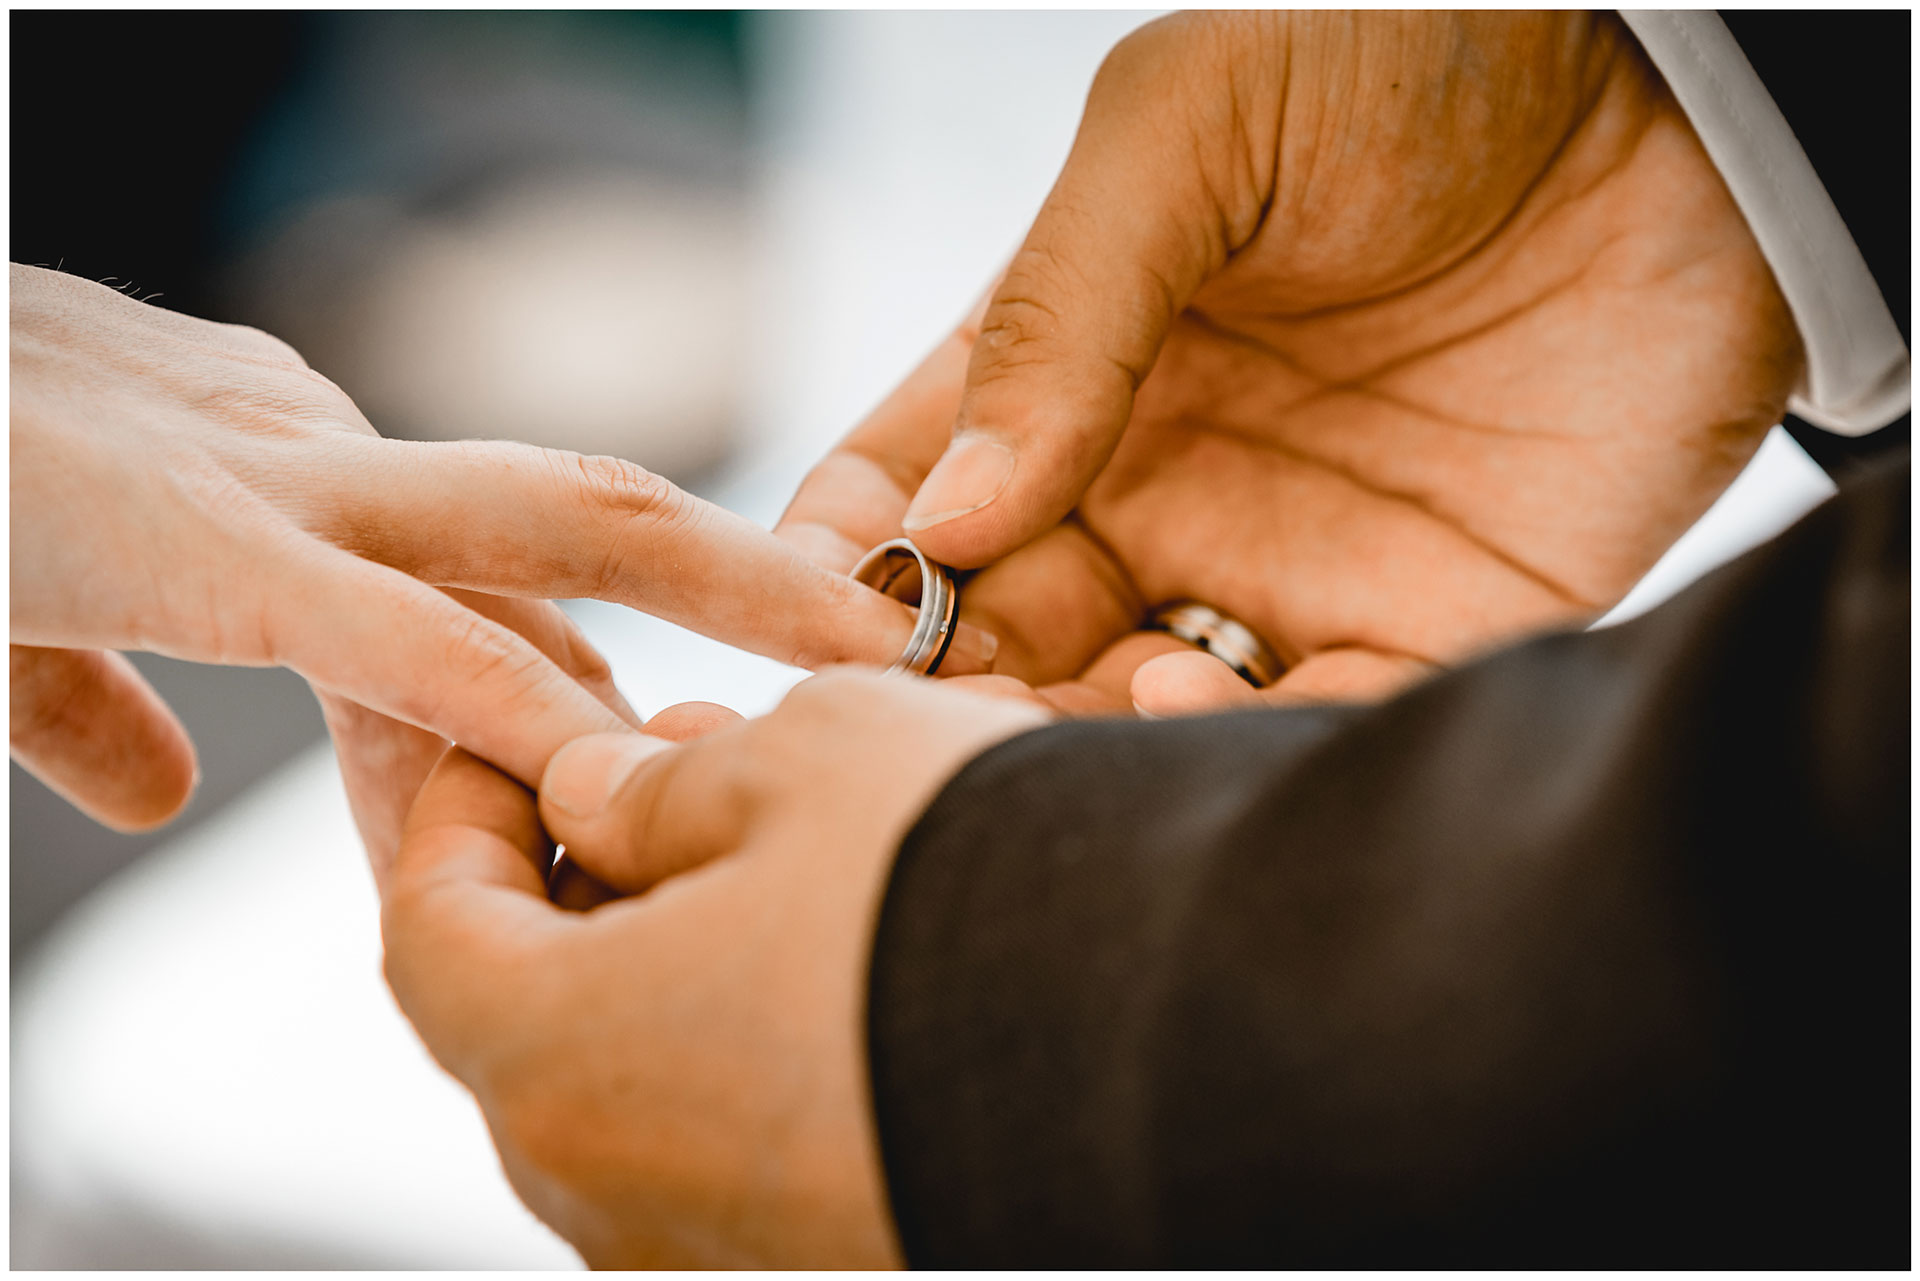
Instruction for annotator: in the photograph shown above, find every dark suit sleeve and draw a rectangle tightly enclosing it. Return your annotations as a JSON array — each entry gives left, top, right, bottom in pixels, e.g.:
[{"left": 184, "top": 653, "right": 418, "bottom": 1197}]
[{"left": 866, "top": 459, "right": 1910, "bottom": 1267}]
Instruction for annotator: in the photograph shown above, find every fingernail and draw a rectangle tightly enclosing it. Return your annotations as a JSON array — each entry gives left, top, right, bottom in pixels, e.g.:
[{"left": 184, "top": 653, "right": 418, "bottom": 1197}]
[
  {"left": 944, "top": 621, "right": 1001, "bottom": 675},
  {"left": 543, "top": 733, "right": 671, "bottom": 819},
  {"left": 902, "top": 436, "right": 1016, "bottom": 531}
]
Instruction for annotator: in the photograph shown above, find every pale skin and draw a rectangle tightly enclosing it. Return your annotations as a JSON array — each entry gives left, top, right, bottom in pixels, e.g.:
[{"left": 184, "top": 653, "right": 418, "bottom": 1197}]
[
  {"left": 8, "top": 263, "right": 992, "bottom": 858},
  {"left": 377, "top": 10, "right": 1813, "bottom": 1266}
]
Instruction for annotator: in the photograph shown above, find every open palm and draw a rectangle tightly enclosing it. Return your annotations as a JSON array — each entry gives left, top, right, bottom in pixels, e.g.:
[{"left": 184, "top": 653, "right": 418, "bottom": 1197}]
[{"left": 779, "top": 11, "right": 1801, "bottom": 713}]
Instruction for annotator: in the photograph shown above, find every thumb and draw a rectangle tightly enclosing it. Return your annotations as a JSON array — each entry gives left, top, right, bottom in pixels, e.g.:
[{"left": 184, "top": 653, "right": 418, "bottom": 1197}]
[
  {"left": 9, "top": 644, "right": 199, "bottom": 831},
  {"left": 900, "top": 16, "right": 1248, "bottom": 567}
]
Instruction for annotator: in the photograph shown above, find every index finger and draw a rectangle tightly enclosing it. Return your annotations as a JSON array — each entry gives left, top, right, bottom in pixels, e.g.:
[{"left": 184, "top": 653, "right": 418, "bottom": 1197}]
[
  {"left": 285, "top": 550, "right": 632, "bottom": 787},
  {"left": 381, "top": 747, "right": 566, "bottom": 1081},
  {"left": 323, "top": 590, "right": 642, "bottom": 888},
  {"left": 319, "top": 437, "right": 996, "bottom": 677}
]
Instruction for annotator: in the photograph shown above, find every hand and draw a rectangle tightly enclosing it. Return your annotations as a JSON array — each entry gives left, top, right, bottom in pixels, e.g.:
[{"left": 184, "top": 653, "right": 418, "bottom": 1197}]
[
  {"left": 379, "top": 674, "right": 1045, "bottom": 1266},
  {"left": 778, "top": 12, "right": 1803, "bottom": 715},
  {"left": 10, "top": 264, "right": 991, "bottom": 830}
]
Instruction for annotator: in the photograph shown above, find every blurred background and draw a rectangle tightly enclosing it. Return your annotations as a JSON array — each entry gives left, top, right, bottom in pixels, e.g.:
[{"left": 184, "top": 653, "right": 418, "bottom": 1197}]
[{"left": 9, "top": 9, "right": 1838, "bottom": 1269}]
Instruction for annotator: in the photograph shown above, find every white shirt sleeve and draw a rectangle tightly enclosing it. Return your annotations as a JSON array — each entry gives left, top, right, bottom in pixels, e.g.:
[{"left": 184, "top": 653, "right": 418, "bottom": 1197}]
[{"left": 1620, "top": 10, "right": 1909, "bottom": 436}]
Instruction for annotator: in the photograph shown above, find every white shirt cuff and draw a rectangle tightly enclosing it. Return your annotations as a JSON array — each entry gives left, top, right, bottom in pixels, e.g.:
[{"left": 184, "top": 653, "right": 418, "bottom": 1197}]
[{"left": 1619, "top": 10, "right": 1909, "bottom": 436}]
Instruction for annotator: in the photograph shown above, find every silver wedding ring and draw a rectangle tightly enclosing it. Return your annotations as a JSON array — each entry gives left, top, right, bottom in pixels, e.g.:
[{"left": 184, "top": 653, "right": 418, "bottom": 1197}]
[
  {"left": 1145, "top": 600, "right": 1284, "bottom": 688},
  {"left": 851, "top": 537, "right": 960, "bottom": 676}
]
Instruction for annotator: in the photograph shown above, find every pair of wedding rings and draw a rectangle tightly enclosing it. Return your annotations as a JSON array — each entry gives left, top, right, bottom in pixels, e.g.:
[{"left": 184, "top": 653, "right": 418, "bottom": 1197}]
[{"left": 851, "top": 537, "right": 1282, "bottom": 687}]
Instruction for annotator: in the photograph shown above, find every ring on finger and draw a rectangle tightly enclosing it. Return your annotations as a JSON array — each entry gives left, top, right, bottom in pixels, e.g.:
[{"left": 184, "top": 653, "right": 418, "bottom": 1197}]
[
  {"left": 851, "top": 537, "right": 960, "bottom": 676},
  {"left": 1144, "top": 600, "right": 1284, "bottom": 688}
]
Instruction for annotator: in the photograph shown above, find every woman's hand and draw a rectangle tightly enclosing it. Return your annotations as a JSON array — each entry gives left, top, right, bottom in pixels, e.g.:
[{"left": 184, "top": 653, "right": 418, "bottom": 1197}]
[
  {"left": 380, "top": 674, "right": 1045, "bottom": 1266},
  {"left": 778, "top": 12, "right": 1803, "bottom": 715},
  {"left": 10, "top": 264, "right": 990, "bottom": 831}
]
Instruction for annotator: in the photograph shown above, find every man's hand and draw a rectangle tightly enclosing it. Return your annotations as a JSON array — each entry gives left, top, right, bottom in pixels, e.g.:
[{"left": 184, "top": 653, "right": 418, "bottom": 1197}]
[
  {"left": 9, "top": 264, "right": 993, "bottom": 832},
  {"left": 778, "top": 11, "right": 1803, "bottom": 714},
  {"left": 379, "top": 675, "right": 1045, "bottom": 1266}
]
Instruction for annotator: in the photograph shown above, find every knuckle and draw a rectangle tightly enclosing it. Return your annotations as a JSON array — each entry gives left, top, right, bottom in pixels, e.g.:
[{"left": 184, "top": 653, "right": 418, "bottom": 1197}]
[
  {"left": 443, "top": 610, "right": 513, "bottom": 674},
  {"left": 187, "top": 382, "right": 306, "bottom": 426},
  {"left": 982, "top": 254, "right": 1075, "bottom": 355},
  {"left": 557, "top": 453, "right": 701, "bottom": 599},
  {"left": 567, "top": 453, "right": 681, "bottom": 520},
  {"left": 220, "top": 323, "right": 310, "bottom": 369},
  {"left": 977, "top": 243, "right": 1166, "bottom": 394},
  {"left": 1091, "top": 24, "right": 1154, "bottom": 90},
  {"left": 1091, "top": 13, "right": 1207, "bottom": 99},
  {"left": 975, "top": 239, "right": 1129, "bottom": 385},
  {"left": 298, "top": 367, "right": 376, "bottom": 434},
  {"left": 1087, "top": 20, "right": 1188, "bottom": 110},
  {"left": 187, "top": 369, "right": 361, "bottom": 436},
  {"left": 563, "top": 633, "right": 616, "bottom": 692},
  {"left": 411, "top": 611, "right": 547, "bottom": 724}
]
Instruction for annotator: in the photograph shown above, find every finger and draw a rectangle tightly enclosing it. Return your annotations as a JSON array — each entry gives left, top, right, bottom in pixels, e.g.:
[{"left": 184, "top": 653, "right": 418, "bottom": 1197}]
[
  {"left": 544, "top": 701, "right": 742, "bottom": 912},
  {"left": 775, "top": 291, "right": 989, "bottom": 572},
  {"left": 382, "top": 747, "right": 565, "bottom": 1081},
  {"left": 898, "top": 17, "right": 1243, "bottom": 567},
  {"left": 1034, "top": 630, "right": 1195, "bottom": 716},
  {"left": 539, "top": 729, "right": 754, "bottom": 893},
  {"left": 318, "top": 690, "right": 445, "bottom": 892},
  {"left": 952, "top": 519, "right": 1143, "bottom": 687},
  {"left": 284, "top": 552, "right": 635, "bottom": 788},
  {"left": 9, "top": 645, "right": 198, "bottom": 831},
  {"left": 641, "top": 699, "right": 745, "bottom": 743},
  {"left": 1131, "top": 645, "right": 1438, "bottom": 717},
  {"left": 324, "top": 591, "right": 642, "bottom": 885},
  {"left": 445, "top": 591, "right": 643, "bottom": 731},
  {"left": 318, "top": 437, "right": 998, "bottom": 677},
  {"left": 1128, "top": 649, "right": 1263, "bottom": 717}
]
